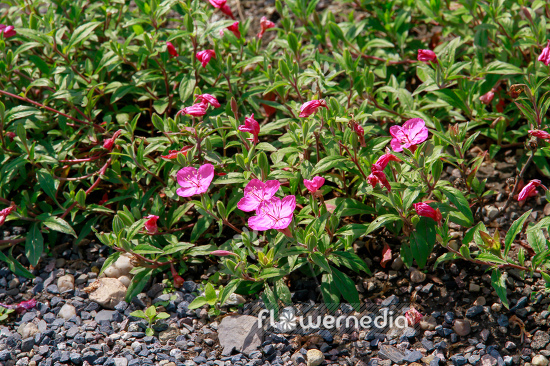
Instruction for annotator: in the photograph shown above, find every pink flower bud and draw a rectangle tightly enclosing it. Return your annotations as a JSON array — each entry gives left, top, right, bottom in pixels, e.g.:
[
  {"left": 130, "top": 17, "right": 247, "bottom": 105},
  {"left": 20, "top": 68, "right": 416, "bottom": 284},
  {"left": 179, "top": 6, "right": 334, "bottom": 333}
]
[
  {"left": 220, "top": 4, "right": 235, "bottom": 19},
  {"left": 479, "top": 90, "right": 495, "bottom": 105},
  {"left": 518, "top": 179, "right": 547, "bottom": 201},
  {"left": 103, "top": 130, "right": 122, "bottom": 151},
  {"left": 6, "top": 131, "right": 15, "bottom": 141},
  {"left": 0, "top": 24, "right": 16, "bottom": 39},
  {"left": 413, "top": 202, "right": 442, "bottom": 223},
  {"left": 226, "top": 21, "right": 241, "bottom": 38},
  {"left": 166, "top": 41, "right": 179, "bottom": 58},
  {"left": 238, "top": 114, "right": 261, "bottom": 144},
  {"left": 208, "top": 0, "right": 226, "bottom": 7},
  {"left": 195, "top": 94, "right": 221, "bottom": 108},
  {"left": 258, "top": 16, "right": 275, "bottom": 38},
  {"left": 303, "top": 176, "right": 325, "bottom": 193},
  {"left": 299, "top": 99, "right": 328, "bottom": 118},
  {"left": 417, "top": 49, "right": 437, "bottom": 63},
  {"left": 211, "top": 250, "right": 237, "bottom": 256},
  {"left": 538, "top": 40, "right": 550, "bottom": 66},
  {"left": 529, "top": 130, "right": 550, "bottom": 142},
  {"left": 0, "top": 204, "right": 16, "bottom": 226},
  {"left": 177, "top": 102, "right": 209, "bottom": 117},
  {"left": 196, "top": 50, "right": 216, "bottom": 68},
  {"left": 144, "top": 215, "right": 159, "bottom": 234}
]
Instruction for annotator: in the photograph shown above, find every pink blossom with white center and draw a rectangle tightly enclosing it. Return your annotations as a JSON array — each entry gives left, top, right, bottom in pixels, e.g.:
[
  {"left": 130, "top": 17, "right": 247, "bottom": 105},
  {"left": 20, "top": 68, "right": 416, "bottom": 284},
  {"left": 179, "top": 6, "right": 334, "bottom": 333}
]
[
  {"left": 248, "top": 195, "right": 296, "bottom": 231},
  {"left": 237, "top": 179, "right": 280, "bottom": 212},
  {"left": 176, "top": 164, "right": 215, "bottom": 197}
]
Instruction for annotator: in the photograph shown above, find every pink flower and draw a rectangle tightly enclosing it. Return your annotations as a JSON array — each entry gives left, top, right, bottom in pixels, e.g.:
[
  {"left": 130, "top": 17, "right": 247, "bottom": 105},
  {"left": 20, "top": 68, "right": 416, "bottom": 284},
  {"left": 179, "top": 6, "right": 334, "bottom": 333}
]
[
  {"left": 176, "top": 164, "right": 215, "bottom": 197},
  {"left": 248, "top": 195, "right": 296, "bottom": 231},
  {"left": 538, "top": 40, "right": 550, "bottom": 66},
  {"left": 170, "top": 263, "right": 184, "bottom": 288},
  {"left": 529, "top": 130, "right": 550, "bottom": 142},
  {"left": 238, "top": 114, "right": 261, "bottom": 144},
  {"left": 368, "top": 171, "right": 391, "bottom": 191},
  {"left": 417, "top": 49, "right": 437, "bottom": 63},
  {"left": 103, "top": 130, "right": 122, "bottom": 151},
  {"left": 161, "top": 146, "right": 193, "bottom": 159},
  {"left": 0, "top": 298, "right": 36, "bottom": 314},
  {"left": 211, "top": 250, "right": 237, "bottom": 257},
  {"left": 237, "top": 179, "right": 280, "bottom": 212},
  {"left": 220, "top": 4, "right": 236, "bottom": 19},
  {"left": 224, "top": 21, "right": 241, "bottom": 38},
  {"left": 196, "top": 50, "right": 216, "bottom": 68},
  {"left": 6, "top": 131, "right": 15, "bottom": 141},
  {"left": 413, "top": 202, "right": 442, "bottom": 223},
  {"left": 479, "top": 91, "right": 495, "bottom": 105},
  {"left": 389, "top": 118, "right": 429, "bottom": 152},
  {"left": 405, "top": 307, "right": 423, "bottom": 326},
  {"left": 166, "top": 41, "right": 178, "bottom": 58},
  {"left": 0, "top": 24, "right": 16, "bottom": 39},
  {"left": 177, "top": 102, "right": 208, "bottom": 117},
  {"left": 299, "top": 99, "right": 328, "bottom": 118},
  {"left": 304, "top": 176, "right": 325, "bottom": 193},
  {"left": 518, "top": 179, "right": 547, "bottom": 201},
  {"left": 144, "top": 215, "right": 159, "bottom": 234},
  {"left": 0, "top": 205, "right": 16, "bottom": 226},
  {"left": 195, "top": 94, "right": 221, "bottom": 108},
  {"left": 258, "top": 16, "right": 276, "bottom": 38},
  {"left": 372, "top": 153, "right": 401, "bottom": 171},
  {"left": 209, "top": 0, "right": 226, "bottom": 7}
]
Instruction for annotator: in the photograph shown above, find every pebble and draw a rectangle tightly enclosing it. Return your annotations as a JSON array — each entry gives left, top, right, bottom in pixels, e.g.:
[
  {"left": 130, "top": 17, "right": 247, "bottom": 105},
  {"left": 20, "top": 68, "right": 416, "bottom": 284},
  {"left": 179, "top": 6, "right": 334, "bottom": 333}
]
[
  {"left": 533, "top": 355, "right": 549, "bottom": 366},
  {"left": 465, "top": 305, "right": 484, "bottom": 318},
  {"left": 57, "top": 275, "right": 74, "bottom": 293},
  {"left": 453, "top": 319, "right": 471, "bottom": 336},
  {"left": 491, "top": 303, "right": 502, "bottom": 312},
  {"left": 306, "top": 349, "right": 324, "bottom": 366},
  {"left": 58, "top": 304, "right": 76, "bottom": 320},
  {"left": 410, "top": 268, "right": 426, "bottom": 283}
]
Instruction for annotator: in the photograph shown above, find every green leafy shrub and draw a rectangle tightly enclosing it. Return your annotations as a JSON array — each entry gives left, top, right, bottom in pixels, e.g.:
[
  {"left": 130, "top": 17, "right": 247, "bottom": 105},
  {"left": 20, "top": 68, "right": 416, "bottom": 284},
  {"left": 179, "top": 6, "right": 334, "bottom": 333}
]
[{"left": 1, "top": 0, "right": 550, "bottom": 311}]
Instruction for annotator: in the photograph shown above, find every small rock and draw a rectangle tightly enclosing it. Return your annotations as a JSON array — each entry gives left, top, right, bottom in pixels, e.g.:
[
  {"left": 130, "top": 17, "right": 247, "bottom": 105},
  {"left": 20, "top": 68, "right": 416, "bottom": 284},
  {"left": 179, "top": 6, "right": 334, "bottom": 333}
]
[
  {"left": 379, "top": 345, "right": 406, "bottom": 363},
  {"left": 404, "top": 351, "right": 423, "bottom": 363},
  {"left": 420, "top": 316, "right": 437, "bottom": 331},
  {"left": 410, "top": 268, "right": 426, "bottom": 283},
  {"left": 491, "top": 303, "right": 502, "bottom": 312},
  {"left": 306, "top": 349, "right": 324, "bottom": 366},
  {"left": 450, "top": 354, "right": 468, "bottom": 366},
  {"left": 58, "top": 304, "right": 76, "bottom": 320},
  {"left": 88, "top": 278, "right": 127, "bottom": 309},
  {"left": 533, "top": 355, "right": 549, "bottom": 366},
  {"left": 532, "top": 331, "right": 550, "bottom": 350},
  {"left": 453, "top": 319, "right": 471, "bottom": 336},
  {"left": 18, "top": 323, "right": 39, "bottom": 339},
  {"left": 57, "top": 275, "right": 75, "bottom": 293},
  {"left": 159, "top": 327, "right": 180, "bottom": 343},
  {"left": 469, "top": 283, "right": 481, "bottom": 292},
  {"left": 117, "top": 276, "right": 131, "bottom": 287},
  {"left": 218, "top": 315, "right": 262, "bottom": 356},
  {"left": 465, "top": 305, "right": 484, "bottom": 318},
  {"left": 114, "top": 358, "right": 128, "bottom": 366},
  {"left": 474, "top": 296, "right": 486, "bottom": 306},
  {"left": 482, "top": 355, "right": 498, "bottom": 366}
]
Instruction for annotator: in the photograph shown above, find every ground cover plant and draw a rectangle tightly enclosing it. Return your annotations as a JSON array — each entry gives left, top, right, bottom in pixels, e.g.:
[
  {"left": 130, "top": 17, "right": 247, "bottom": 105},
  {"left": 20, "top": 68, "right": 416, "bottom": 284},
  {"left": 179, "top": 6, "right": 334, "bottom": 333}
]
[{"left": 0, "top": 0, "right": 550, "bottom": 317}]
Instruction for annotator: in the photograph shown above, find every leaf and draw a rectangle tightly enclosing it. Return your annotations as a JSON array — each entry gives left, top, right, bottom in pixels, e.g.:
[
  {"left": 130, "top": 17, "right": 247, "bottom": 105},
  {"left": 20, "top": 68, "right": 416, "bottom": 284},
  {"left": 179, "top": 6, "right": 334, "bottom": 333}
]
[
  {"left": 43, "top": 216, "right": 77, "bottom": 237},
  {"left": 527, "top": 229, "right": 547, "bottom": 254},
  {"left": 163, "top": 242, "right": 194, "bottom": 254},
  {"left": 220, "top": 279, "right": 241, "bottom": 306},
  {"left": 126, "top": 219, "right": 146, "bottom": 241},
  {"left": 504, "top": 210, "right": 531, "bottom": 256},
  {"left": 125, "top": 268, "right": 152, "bottom": 302},
  {"left": 145, "top": 305, "right": 157, "bottom": 320},
  {"left": 188, "top": 296, "right": 207, "bottom": 310},
  {"left": 365, "top": 214, "right": 401, "bottom": 235},
  {"left": 491, "top": 269, "right": 509, "bottom": 309},
  {"left": 133, "top": 244, "right": 163, "bottom": 254},
  {"left": 311, "top": 252, "right": 332, "bottom": 273},
  {"left": 440, "top": 186, "right": 474, "bottom": 226},
  {"left": 129, "top": 310, "right": 147, "bottom": 319},
  {"left": 331, "top": 267, "right": 360, "bottom": 310},
  {"left": 381, "top": 243, "right": 392, "bottom": 268},
  {"left": 312, "top": 156, "right": 348, "bottom": 175},
  {"left": 190, "top": 214, "right": 214, "bottom": 242},
  {"left": 433, "top": 252, "right": 460, "bottom": 269},
  {"left": 25, "top": 223, "right": 43, "bottom": 267},
  {"left": 410, "top": 217, "right": 436, "bottom": 269},
  {"left": 66, "top": 22, "right": 101, "bottom": 50},
  {"left": 331, "top": 251, "right": 371, "bottom": 274},
  {"left": 36, "top": 169, "right": 58, "bottom": 201},
  {"left": 484, "top": 61, "right": 523, "bottom": 75},
  {"left": 320, "top": 274, "right": 340, "bottom": 311}
]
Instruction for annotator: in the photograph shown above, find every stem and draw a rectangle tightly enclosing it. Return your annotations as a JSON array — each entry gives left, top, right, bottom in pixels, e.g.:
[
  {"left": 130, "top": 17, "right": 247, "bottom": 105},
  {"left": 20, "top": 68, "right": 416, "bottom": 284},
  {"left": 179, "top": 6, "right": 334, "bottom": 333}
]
[{"left": 0, "top": 89, "right": 104, "bottom": 132}]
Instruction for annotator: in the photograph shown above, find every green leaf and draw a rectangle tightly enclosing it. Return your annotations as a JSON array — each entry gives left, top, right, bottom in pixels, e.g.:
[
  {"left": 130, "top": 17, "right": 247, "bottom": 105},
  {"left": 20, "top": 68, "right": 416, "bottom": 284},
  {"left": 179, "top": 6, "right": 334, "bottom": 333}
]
[
  {"left": 126, "top": 218, "right": 146, "bottom": 241},
  {"left": 43, "top": 216, "right": 77, "bottom": 237},
  {"left": 145, "top": 305, "right": 157, "bottom": 320},
  {"left": 440, "top": 186, "right": 474, "bottom": 226},
  {"left": 25, "top": 223, "right": 43, "bottom": 267},
  {"left": 220, "top": 279, "right": 241, "bottom": 306},
  {"left": 484, "top": 61, "right": 523, "bottom": 75},
  {"left": 433, "top": 252, "right": 460, "bottom": 269},
  {"left": 491, "top": 269, "right": 509, "bottom": 309},
  {"left": 188, "top": 296, "right": 207, "bottom": 310},
  {"left": 129, "top": 310, "right": 147, "bottom": 319},
  {"left": 125, "top": 268, "right": 152, "bottom": 302},
  {"left": 312, "top": 155, "right": 348, "bottom": 175},
  {"left": 163, "top": 242, "right": 194, "bottom": 254},
  {"left": 275, "top": 279, "right": 292, "bottom": 305},
  {"left": 365, "top": 214, "right": 401, "bottom": 235},
  {"left": 527, "top": 229, "right": 547, "bottom": 254},
  {"left": 36, "top": 169, "right": 58, "bottom": 201},
  {"left": 320, "top": 273, "right": 340, "bottom": 311},
  {"left": 330, "top": 251, "right": 371, "bottom": 274},
  {"left": 331, "top": 266, "right": 360, "bottom": 310},
  {"left": 410, "top": 217, "right": 436, "bottom": 269},
  {"left": 66, "top": 22, "right": 101, "bottom": 50},
  {"left": 155, "top": 312, "right": 170, "bottom": 320},
  {"left": 133, "top": 244, "right": 163, "bottom": 254},
  {"left": 311, "top": 252, "right": 332, "bottom": 273},
  {"left": 204, "top": 283, "right": 217, "bottom": 304},
  {"left": 504, "top": 210, "right": 531, "bottom": 256}
]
